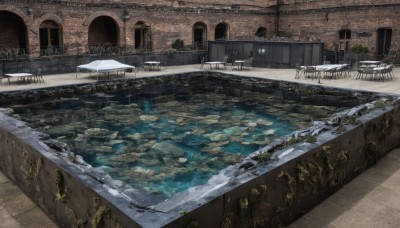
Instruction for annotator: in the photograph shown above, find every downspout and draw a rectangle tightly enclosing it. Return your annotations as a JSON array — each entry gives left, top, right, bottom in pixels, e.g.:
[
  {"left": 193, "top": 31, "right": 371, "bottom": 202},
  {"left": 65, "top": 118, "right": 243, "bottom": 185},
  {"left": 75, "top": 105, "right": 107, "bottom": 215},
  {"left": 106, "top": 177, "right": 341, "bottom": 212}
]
[{"left": 275, "top": 0, "right": 281, "bottom": 35}]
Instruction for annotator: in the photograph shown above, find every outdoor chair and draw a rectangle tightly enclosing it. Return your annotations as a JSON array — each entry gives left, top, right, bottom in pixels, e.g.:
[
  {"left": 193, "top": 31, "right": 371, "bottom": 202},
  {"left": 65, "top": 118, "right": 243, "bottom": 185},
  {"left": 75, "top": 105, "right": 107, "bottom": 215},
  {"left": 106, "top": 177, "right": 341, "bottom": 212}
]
[
  {"left": 135, "top": 56, "right": 148, "bottom": 72},
  {"left": 200, "top": 57, "right": 205, "bottom": 70},
  {"left": 354, "top": 67, "right": 374, "bottom": 80},
  {"left": 231, "top": 60, "right": 240, "bottom": 71},
  {"left": 341, "top": 64, "right": 351, "bottom": 78},
  {"left": 223, "top": 57, "right": 228, "bottom": 69},
  {"left": 30, "top": 68, "right": 44, "bottom": 83},
  {"left": 34, "top": 68, "right": 44, "bottom": 83},
  {"left": 243, "top": 57, "right": 253, "bottom": 70},
  {"left": 323, "top": 67, "right": 338, "bottom": 80},
  {"left": 295, "top": 63, "right": 305, "bottom": 79},
  {"left": 157, "top": 57, "right": 167, "bottom": 71},
  {"left": 304, "top": 66, "right": 318, "bottom": 79},
  {"left": 385, "top": 64, "right": 394, "bottom": 80}
]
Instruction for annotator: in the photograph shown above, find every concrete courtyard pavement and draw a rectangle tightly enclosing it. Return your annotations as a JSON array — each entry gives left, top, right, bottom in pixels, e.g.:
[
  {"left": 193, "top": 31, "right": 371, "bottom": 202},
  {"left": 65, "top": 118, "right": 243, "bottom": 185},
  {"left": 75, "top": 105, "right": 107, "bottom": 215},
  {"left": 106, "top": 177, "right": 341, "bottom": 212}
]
[{"left": 0, "top": 65, "right": 399, "bottom": 227}]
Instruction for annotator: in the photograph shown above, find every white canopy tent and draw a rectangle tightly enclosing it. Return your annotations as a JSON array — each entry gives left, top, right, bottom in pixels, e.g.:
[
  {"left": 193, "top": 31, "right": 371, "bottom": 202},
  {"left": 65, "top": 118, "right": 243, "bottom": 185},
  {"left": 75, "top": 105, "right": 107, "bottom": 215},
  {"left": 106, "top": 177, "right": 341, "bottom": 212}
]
[{"left": 76, "top": 59, "right": 135, "bottom": 80}]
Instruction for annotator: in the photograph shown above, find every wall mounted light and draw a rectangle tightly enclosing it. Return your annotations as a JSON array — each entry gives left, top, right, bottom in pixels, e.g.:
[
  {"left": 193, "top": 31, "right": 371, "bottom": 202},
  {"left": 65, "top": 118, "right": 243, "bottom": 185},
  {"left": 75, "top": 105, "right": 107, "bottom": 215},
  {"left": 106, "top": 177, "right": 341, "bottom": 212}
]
[
  {"left": 27, "top": 7, "right": 32, "bottom": 15},
  {"left": 122, "top": 10, "right": 130, "bottom": 21}
]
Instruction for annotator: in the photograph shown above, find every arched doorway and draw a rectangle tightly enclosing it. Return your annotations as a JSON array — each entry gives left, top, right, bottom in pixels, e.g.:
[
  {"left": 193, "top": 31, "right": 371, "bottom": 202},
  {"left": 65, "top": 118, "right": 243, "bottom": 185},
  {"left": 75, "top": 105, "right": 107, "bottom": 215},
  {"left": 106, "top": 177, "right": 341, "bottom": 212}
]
[
  {"left": 88, "top": 16, "right": 119, "bottom": 55},
  {"left": 215, "top": 23, "right": 228, "bottom": 40},
  {"left": 135, "top": 22, "right": 151, "bottom": 51},
  {"left": 377, "top": 28, "right": 392, "bottom": 60},
  {"left": 255, "top": 27, "right": 267, "bottom": 39},
  {"left": 39, "top": 20, "right": 62, "bottom": 56},
  {"left": 0, "top": 11, "right": 28, "bottom": 59},
  {"left": 193, "top": 22, "right": 207, "bottom": 50}
]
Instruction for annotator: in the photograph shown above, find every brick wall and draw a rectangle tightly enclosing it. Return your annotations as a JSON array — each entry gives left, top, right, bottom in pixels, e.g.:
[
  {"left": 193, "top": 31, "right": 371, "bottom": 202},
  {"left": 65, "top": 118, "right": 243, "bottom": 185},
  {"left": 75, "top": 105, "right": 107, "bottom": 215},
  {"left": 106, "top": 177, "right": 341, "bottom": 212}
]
[
  {"left": 0, "top": 1, "right": 399, "bottom": 60},
  {"left": 278, "top": 1, "right": 400, "bottom": 59}
]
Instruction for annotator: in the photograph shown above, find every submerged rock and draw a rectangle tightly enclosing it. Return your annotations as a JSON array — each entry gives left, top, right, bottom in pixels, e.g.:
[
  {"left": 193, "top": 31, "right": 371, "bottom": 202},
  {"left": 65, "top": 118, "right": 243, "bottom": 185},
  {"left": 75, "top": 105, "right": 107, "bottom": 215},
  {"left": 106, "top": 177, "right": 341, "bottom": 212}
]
[
  {"left": 205, "top": 132, "right": 229, "bottom": 142},
  {"left": 178, "top": 157, "right": 188, "bottom": 163},
  {"left": 256, "top": 118, "right": 273, "bottom": 126},
  {"left": 151, "top": 142, "right": 185, "bottom": 158},
  {"left": 140, "top": 115, "right": 159, "bottom": 121},
  {"left": 223, "top": 126, "right": 248, "bottom": 136},
  {"left": 202, "top": 146, "right": 223, "bottom": 155}
]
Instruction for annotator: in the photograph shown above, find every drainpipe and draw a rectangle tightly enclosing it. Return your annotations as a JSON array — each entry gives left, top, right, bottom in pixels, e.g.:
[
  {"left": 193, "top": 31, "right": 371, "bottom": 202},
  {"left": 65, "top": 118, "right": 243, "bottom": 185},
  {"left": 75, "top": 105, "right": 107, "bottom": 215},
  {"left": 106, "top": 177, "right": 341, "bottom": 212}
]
[{"left": 275, "top": 0, "right": 281, "bottom": 36}]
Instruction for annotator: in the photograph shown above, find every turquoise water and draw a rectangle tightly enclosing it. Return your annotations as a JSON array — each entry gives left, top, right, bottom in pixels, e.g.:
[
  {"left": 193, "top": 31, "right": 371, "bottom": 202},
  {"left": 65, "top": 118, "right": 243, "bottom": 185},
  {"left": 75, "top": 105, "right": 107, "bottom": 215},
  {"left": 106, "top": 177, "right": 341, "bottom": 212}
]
[{"left": 10, "top": 89, "right": 341, "bottom": 199}]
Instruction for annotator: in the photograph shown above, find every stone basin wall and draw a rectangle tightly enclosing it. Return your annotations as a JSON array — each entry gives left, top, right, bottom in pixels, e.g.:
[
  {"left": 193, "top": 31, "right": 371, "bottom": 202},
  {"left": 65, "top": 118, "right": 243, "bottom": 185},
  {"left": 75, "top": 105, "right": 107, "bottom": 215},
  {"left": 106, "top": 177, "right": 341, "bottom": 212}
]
[
  {"left": 160, "top": 103, "right": 400, "bottom": 227},
  {"left": 0, "top": 72, "right": 399, "bottom": 227}
]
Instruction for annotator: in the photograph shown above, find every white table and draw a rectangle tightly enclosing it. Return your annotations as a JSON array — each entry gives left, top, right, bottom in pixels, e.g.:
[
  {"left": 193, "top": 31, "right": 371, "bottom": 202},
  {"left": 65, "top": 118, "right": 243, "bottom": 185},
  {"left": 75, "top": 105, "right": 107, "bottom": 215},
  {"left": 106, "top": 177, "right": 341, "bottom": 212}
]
[
  {"left": 359, "top": 61, "right": 381, "bottom": 67},
  {"left": 359, "top": 61, "right": 381, "bottom": 65},
  {"left": 313, "top": 64, "right": 348, "bottom": 81},
  {"left": 233, "top": 60, "right": 245, "bottom": 71},
  {"left": 315, "top": 64, "right": 345, "bottom": 71},
  {"left": 4, "top": 73, "right": 34, "bottom": 84},
  {"left": 144, "top": 61, "right": 161, "bottom": 71},
  {"left": 205, "top": 61, "right": 225, "bottom": 69}
]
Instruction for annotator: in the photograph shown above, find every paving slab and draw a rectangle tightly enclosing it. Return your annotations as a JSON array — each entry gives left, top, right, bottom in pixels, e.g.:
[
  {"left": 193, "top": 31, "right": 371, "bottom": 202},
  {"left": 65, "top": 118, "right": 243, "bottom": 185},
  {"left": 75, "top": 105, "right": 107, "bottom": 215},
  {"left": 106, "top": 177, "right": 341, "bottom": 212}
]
[
  {"left": 0, "top": 65, "right": 399, "bottom": 227},
  {"left": 0, "top": 205, "right": 21, "bottom": 228},
  {"left": 14, "top": 207, "right": 58, "bottom": 228}
]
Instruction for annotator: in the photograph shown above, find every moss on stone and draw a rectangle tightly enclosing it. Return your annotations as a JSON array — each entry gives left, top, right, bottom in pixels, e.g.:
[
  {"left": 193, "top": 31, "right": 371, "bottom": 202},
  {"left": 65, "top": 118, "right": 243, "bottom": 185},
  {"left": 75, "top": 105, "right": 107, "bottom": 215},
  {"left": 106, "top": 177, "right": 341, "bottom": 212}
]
[{"left": 92, "top": 205, "right": 111, "bottom": 228}]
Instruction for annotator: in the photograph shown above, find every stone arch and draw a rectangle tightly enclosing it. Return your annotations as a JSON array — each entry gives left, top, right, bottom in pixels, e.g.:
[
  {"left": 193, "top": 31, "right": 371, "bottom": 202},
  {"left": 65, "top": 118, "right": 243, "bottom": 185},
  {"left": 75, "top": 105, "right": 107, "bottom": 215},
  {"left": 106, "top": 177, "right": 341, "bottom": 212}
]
[
  {"left": 83, "top": 11, "right": 123, "bottom": 28},
  {"left": 193, "top": 22, "right": 207, "bottom": 50},
  {"left": 87, "top": 14, "right": 121, "bottom": 54},
  {"left": 0, "top": 9, "right": 30, "bottom": 57},
  {"left": 215, "top": 22, "right": 229, "bottom": 40}
]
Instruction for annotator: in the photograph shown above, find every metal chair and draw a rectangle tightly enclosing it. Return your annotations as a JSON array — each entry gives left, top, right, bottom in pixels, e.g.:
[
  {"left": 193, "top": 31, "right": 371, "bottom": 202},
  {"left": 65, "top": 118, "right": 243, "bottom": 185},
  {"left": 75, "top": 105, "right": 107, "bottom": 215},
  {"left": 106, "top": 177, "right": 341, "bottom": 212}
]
[
  {"left": 295, "top": 63, "right": 305, "bottom": 79},
  {"left": 243, "top": 57, "right": 253, "bottom": 70},
  {"left": 135, "top": 56, "right": 148, "bottom": 72},
  {"left": 304, "top": 66, "right": 318, "bottom": 79}
]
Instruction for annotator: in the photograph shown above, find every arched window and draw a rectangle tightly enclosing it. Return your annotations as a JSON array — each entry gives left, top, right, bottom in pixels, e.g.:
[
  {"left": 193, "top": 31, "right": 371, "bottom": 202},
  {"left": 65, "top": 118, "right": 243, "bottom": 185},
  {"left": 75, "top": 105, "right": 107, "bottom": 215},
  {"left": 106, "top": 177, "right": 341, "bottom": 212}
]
[
  {"left": 135, "top": 22, "right": 151, "bottom": 51},
  {"left": 339, "top": 29, "right": 351, "bottom": 51},
  {"left": 39, "top": 20, "right": 62, "bottom": 55},
  {"left": 215, "top": 23, "right": 228, "bottom": 40},
  {"left": 193, "top": 22, "right": 207, "bottom": 50},
  {"left": 255, "top": 27, "right": 267, "bottom": 39}
]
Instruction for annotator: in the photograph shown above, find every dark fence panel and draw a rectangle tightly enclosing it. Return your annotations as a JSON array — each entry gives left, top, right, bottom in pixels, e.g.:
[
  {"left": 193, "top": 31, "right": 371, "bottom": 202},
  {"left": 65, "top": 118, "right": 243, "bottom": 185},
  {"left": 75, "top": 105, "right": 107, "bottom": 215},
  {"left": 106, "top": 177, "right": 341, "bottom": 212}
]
[
  {"left": 208, "top": 41, "right": 324, "bottom": 68},
  {"left": 0, "top": 51, "right": 207, "bottom": 75}
]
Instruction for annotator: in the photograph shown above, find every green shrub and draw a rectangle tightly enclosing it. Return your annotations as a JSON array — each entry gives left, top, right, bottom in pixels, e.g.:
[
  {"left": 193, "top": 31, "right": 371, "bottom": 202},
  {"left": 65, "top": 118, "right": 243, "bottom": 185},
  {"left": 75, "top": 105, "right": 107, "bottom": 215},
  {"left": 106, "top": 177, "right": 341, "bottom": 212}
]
[
  {"left": 351, "top": 44, "right": 369, "bottom": 54},
  {"left": 171, "top": 39, "right": 185, "bottom": 51}
]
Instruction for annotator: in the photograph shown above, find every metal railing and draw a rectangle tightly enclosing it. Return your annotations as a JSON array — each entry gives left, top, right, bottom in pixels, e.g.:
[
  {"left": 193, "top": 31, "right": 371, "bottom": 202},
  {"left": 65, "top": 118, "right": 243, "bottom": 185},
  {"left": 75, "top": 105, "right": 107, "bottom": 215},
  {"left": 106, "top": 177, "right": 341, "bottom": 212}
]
[
  {"left": 0, "top": 48, "right": 29, "bottom": 61},
  {"left": 88, "top": 43, "right": 120, "bottom": 56},
  {"left": 40, "top": 46, "right": 65, "bottom": 56}
]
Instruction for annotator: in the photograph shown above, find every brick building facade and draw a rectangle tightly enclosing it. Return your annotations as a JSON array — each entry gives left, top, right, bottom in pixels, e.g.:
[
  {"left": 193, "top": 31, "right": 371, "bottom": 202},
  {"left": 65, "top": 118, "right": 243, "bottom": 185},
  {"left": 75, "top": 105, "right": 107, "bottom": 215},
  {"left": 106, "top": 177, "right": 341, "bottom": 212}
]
[{"left": 0, "top": 0, "right": 399, "bottom": 61}]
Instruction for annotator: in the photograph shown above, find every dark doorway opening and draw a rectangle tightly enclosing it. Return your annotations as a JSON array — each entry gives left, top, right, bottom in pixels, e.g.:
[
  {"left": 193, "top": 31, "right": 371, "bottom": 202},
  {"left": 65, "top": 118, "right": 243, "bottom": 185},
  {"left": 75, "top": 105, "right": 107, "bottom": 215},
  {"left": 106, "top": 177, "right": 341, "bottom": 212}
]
[{"left": 377, "top": 28, "right": 392, "bottom": 60}]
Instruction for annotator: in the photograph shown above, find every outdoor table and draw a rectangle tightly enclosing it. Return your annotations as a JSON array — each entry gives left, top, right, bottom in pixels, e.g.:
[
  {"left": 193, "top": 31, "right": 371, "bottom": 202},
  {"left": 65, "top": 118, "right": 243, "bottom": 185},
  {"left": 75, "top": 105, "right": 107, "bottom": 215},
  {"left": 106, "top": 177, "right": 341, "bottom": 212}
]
[
  {"left": 4, "top": 73, "right": 34, "bottom": 84},
  {"left": 233, "top": 60, "right": 245, "bottom": 71},
  {"left": 314, "top": 64, "right": 347, "bottom": 82},
  {"left": 204, "top": 61, "right": 225, "bottom": 69},
  {"left": 144, "top": 61, "right": 161, "bottom": 71},
  {"left": 359, "top": 61, "right": 381, "bottom": 67}
]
